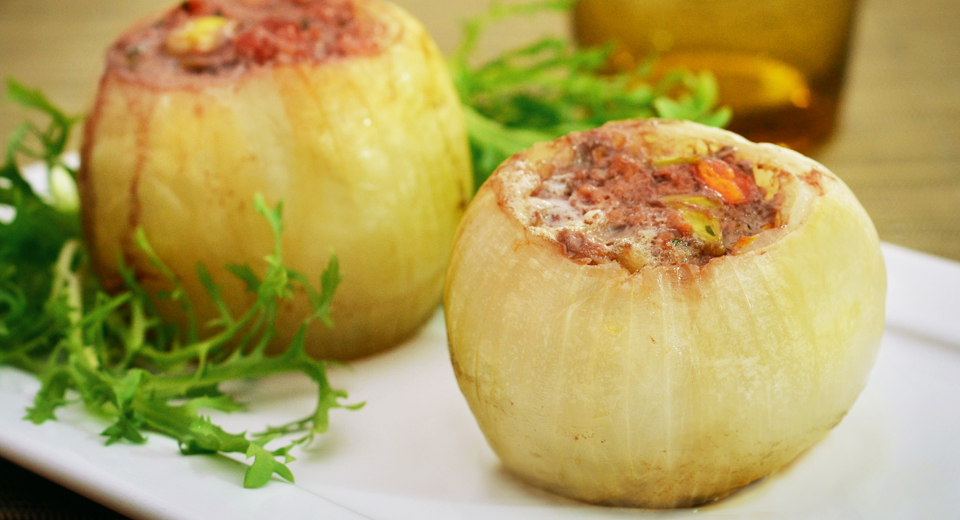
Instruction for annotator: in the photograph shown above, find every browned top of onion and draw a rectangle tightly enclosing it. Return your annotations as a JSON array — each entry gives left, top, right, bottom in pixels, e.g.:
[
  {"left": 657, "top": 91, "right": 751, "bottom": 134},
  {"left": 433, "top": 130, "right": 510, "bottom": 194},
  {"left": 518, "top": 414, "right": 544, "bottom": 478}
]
[
  {"left": 492, "top": 120, "right": 787, "bottom": 271},
  {"left": 107, "top": 0, "right": 390, "bottom": 87}
]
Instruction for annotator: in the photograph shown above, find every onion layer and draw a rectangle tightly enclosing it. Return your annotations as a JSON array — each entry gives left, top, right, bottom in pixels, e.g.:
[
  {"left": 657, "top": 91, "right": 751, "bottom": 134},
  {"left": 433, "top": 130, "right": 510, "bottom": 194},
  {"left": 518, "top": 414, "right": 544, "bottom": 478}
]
[
  {"left": 444, "top": 120, "right": 885, "bottom": 507},
  {"left": 79, "top": 0, "right": 472, "bottom": 360}
]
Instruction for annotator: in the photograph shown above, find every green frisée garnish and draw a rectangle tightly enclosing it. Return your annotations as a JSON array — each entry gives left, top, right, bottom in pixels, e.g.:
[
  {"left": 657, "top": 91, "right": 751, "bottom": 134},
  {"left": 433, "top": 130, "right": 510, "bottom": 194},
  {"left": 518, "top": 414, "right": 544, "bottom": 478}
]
[
  {"left": 451, "top": 0, "right": 732, "bottom": 190},
  {"left": 0, "top": 79, "right": 359, "bottom": 489}
]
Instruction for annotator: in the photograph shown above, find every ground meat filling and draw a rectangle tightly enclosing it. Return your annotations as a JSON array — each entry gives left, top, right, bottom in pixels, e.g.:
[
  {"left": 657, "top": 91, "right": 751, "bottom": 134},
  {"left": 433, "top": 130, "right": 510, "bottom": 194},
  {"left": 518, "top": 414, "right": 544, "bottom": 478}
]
[
  {"left": 530, "top": 131, "right": 783, "bottom": 268},
  {"left": 109, "top": 0, "right": 387, "bottom": 84}
]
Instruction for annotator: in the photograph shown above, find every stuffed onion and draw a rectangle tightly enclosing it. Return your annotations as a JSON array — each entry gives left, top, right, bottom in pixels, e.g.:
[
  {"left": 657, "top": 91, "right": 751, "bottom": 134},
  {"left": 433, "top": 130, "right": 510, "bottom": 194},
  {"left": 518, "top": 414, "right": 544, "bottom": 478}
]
[
  {"left": 79, "top": 0, "right": 472, "bottom": 360},
  {"left": 444, "top": 119, "right": 885, "bottom": 507}
]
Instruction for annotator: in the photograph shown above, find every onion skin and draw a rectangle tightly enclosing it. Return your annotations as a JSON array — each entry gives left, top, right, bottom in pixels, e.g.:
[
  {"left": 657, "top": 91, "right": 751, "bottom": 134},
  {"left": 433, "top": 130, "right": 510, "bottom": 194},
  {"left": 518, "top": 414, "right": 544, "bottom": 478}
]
[
  {"left": 79, "top": 0, "right": 472, "bottom": 360},
  {"left": 444, "top": 120, "right": 885, "bottom": 507}
]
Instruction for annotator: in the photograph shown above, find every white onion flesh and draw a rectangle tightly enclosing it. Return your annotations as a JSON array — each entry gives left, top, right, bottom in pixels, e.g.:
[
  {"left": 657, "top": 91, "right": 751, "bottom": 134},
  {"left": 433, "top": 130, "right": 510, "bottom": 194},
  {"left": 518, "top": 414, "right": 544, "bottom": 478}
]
[
  {"left": 444, "top": 119, "right": 885, "bottom": 508},
  {"left": 79, "top": 0, "right": 472, "bottom": 360}
]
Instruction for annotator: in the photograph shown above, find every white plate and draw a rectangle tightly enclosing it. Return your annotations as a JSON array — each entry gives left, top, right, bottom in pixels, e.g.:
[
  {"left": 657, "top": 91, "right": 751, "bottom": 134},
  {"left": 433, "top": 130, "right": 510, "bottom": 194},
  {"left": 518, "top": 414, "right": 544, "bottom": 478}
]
[{"left": 1, "top": 243, "right": 959, "bottom": 520}]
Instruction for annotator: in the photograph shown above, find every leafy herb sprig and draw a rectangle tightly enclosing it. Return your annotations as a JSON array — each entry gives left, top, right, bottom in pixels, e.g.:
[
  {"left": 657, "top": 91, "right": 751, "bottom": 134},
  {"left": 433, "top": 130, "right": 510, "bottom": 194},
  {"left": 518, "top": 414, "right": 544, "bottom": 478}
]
[
  {"left": 0, "top": 79, "right": 359, "bottom": 488},
  {"left": 452, "top": 0, "right": 732, "bottom": 189}
]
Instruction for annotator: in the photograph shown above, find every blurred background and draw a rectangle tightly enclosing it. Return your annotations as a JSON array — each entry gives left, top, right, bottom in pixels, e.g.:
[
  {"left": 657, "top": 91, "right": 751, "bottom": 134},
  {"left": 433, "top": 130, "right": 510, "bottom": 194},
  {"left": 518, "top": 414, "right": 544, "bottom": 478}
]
[{"left": 0, "top": 0, "right": 957, "bottom": 515}]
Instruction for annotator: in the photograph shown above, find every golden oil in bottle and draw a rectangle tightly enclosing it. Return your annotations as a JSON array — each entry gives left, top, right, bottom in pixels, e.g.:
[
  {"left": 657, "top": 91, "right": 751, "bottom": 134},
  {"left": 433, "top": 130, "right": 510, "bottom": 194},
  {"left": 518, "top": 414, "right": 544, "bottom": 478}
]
[{"left": 573, "top": 0, "right": 858, "bottom": 152}]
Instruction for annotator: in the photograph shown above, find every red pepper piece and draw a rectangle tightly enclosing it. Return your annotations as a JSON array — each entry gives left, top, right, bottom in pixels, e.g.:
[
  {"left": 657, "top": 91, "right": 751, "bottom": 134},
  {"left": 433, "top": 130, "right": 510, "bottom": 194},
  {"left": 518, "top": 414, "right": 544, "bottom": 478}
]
[
  {"left": 732, "top": 235, "right": 759, "bottom": 253},
  {"left": 696, "top": 159, "right": 755, "bottom": 204}
]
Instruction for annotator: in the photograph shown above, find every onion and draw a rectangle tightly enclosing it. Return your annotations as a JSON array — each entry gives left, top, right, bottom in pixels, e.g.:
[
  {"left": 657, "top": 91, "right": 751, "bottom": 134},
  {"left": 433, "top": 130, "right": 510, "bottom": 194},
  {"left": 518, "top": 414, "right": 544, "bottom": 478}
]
[
  {"left": 79, "top": 0, "right": 471, "bottom": 360},
  {"left": 444, "top": 119, "right": 885, "bottom": 507}
]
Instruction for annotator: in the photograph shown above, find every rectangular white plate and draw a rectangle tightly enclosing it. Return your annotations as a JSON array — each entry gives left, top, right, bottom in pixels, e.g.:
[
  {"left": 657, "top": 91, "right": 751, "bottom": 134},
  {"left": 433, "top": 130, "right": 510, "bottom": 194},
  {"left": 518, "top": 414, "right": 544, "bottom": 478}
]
[{"left": 1, "top": 243, "right": 958, "bottom": 520}]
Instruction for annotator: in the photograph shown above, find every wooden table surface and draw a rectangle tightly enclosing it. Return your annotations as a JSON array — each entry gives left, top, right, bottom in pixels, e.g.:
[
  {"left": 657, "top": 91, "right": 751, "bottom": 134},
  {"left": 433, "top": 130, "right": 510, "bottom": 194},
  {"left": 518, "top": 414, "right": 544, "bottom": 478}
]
[{"left": 0, "top": 0, "right": 957, "bottom": 517}]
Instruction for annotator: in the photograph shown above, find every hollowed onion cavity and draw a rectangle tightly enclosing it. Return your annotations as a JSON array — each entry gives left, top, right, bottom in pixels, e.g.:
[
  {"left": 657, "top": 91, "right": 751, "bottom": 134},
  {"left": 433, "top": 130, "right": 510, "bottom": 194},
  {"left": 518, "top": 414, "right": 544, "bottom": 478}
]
[{"left": 444, "top": 119, "right": 885, "bottom": 508}]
